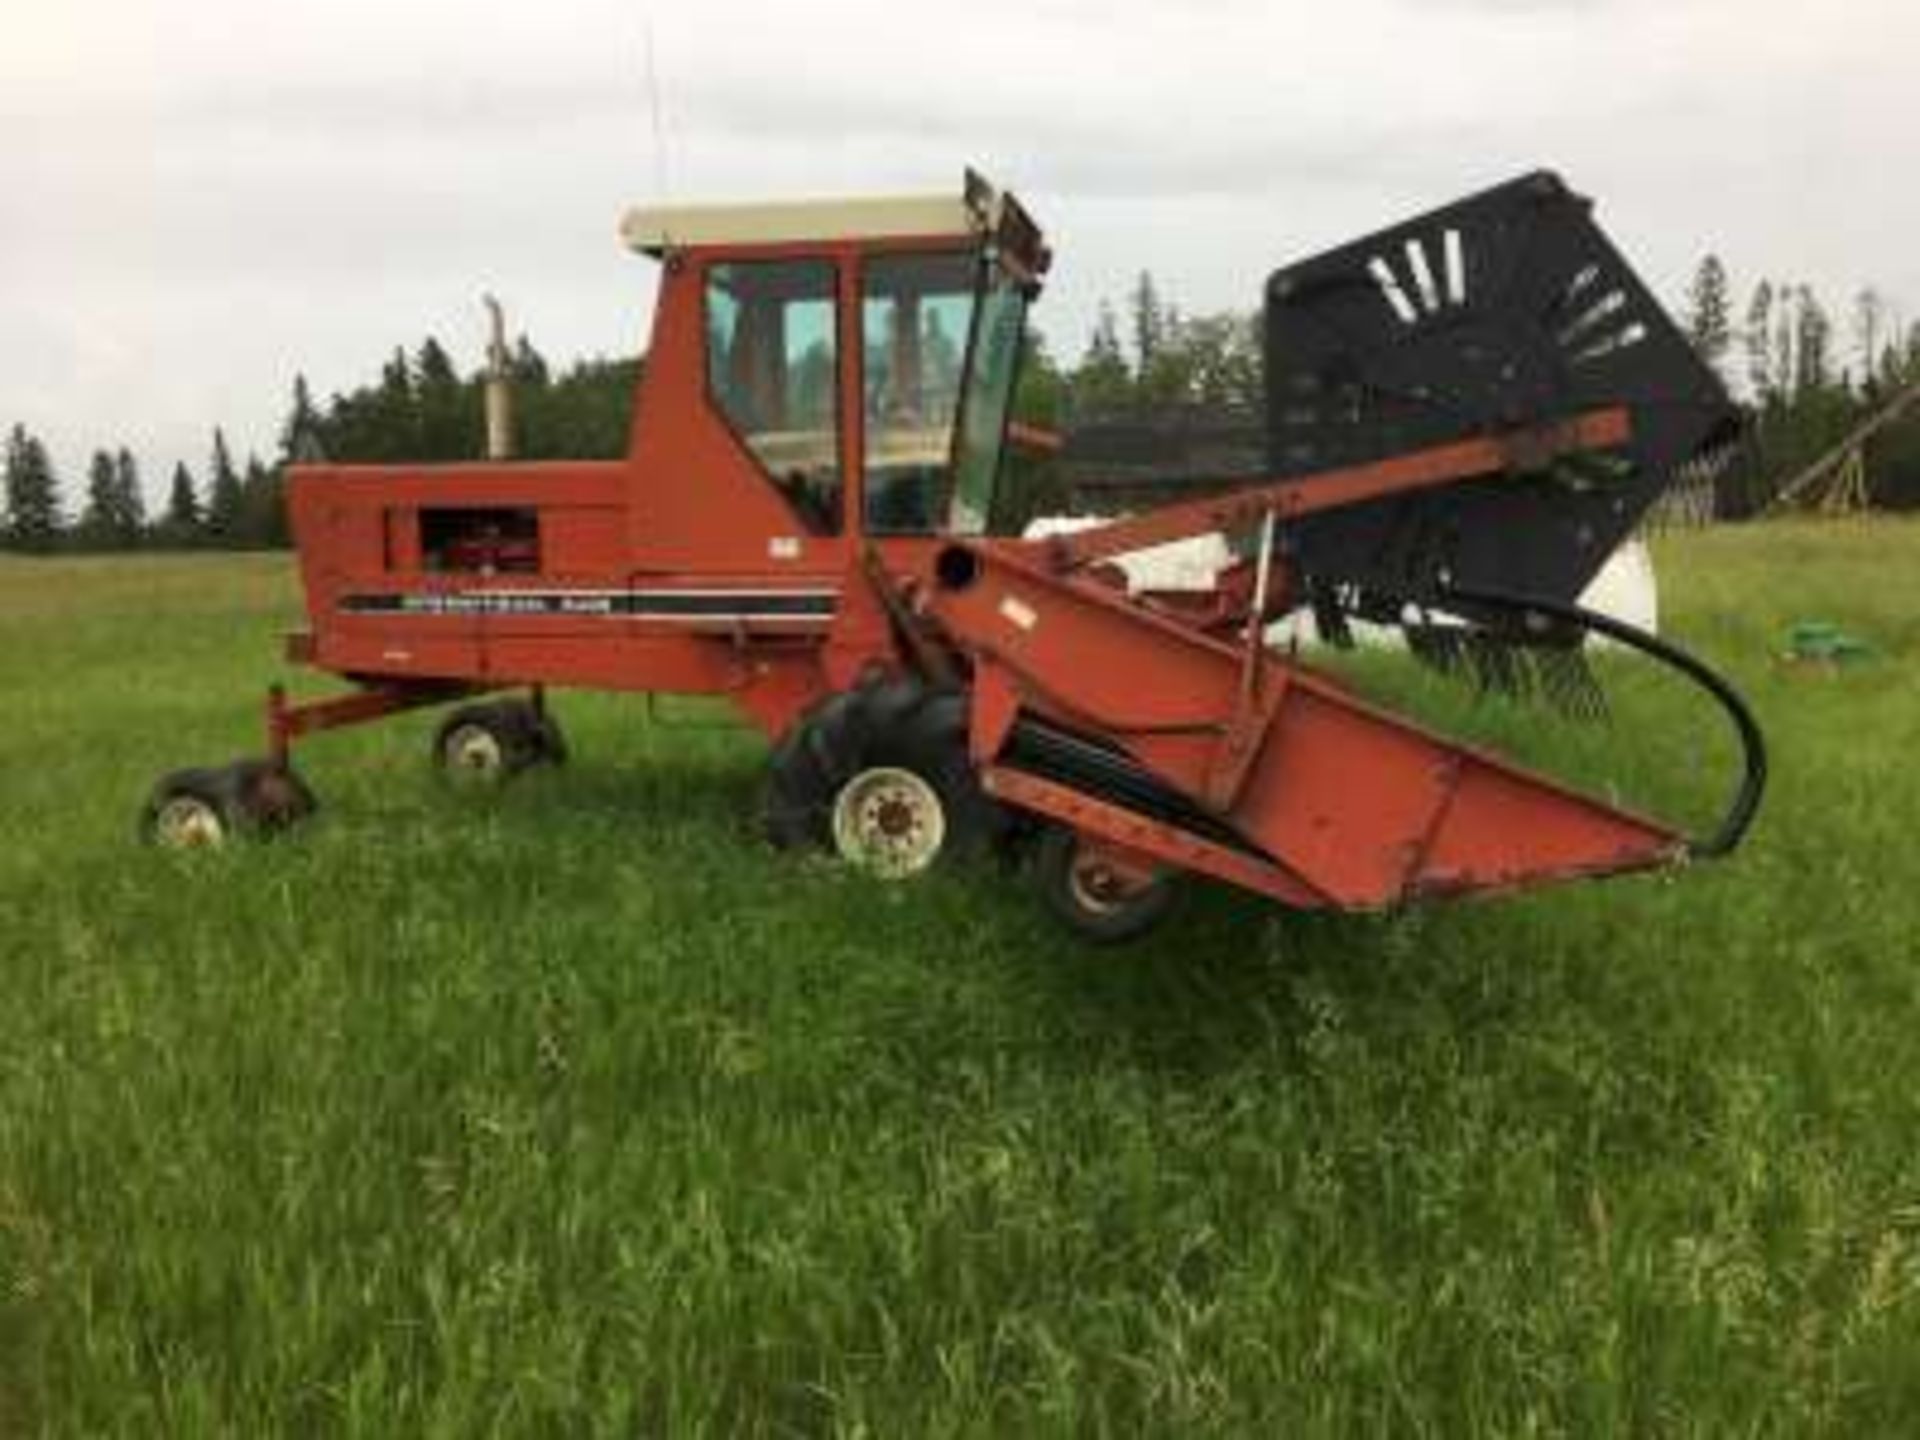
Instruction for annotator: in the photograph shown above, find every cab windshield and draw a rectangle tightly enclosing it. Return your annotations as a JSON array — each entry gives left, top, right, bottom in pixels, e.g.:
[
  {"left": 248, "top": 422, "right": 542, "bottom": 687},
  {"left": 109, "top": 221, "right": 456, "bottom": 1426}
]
[{"left": 860, "top": 251, "right": 1026, "bottom": 536}]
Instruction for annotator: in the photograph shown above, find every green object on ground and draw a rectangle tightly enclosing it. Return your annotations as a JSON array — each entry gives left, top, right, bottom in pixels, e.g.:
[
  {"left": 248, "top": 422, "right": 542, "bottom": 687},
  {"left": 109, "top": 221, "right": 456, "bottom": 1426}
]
[{"left": 1786, "top": 620, "right": 1875, "bottom": 663}]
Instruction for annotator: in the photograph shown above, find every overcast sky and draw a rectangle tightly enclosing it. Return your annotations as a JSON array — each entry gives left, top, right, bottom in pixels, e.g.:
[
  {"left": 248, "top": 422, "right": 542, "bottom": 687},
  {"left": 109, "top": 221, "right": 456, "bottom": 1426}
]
[{"left": 3, "top": 0, "right": 1915, "bottom": 502}]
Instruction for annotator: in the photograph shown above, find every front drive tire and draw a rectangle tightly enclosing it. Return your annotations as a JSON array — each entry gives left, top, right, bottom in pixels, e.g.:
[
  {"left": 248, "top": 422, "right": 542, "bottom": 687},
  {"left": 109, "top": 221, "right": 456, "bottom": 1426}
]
[{"left": 763, "top": 678, "right": 1002, "bottom": 877}]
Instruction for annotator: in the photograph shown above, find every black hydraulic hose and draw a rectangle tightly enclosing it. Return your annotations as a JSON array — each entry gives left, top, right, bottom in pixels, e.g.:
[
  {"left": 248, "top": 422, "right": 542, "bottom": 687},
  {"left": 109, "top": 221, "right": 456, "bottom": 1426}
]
[{"left": 1435, "top": 583, "right": 1767, "bottom": 859}]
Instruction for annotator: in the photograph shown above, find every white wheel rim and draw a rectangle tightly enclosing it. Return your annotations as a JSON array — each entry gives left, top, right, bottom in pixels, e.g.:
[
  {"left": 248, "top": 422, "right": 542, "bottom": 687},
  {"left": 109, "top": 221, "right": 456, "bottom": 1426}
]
[
  {"left": 1067, "top": 848, "right": 1150, "bottom": 916},
  {"left": 831, "top": 767, "right": 947, "bottom": 879},
  {"left": 444, "top": 723, "right": 506, "bottom": 781},
  {"left": 153, "top": 795, "right": 226, "bottom": 849}
]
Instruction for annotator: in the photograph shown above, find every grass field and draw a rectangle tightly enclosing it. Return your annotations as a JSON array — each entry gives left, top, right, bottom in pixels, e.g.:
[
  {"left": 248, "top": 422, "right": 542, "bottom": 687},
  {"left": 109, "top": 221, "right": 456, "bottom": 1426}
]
[{"left": 2, "top": 522, "right": 1917, "bottom": 1435}]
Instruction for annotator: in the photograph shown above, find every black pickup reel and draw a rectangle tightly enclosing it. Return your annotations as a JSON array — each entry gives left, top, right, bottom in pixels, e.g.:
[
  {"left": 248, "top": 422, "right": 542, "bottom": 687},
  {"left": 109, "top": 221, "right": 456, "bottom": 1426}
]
[{"left": 1263, "top": 171, "right": 1740, "bottom": 716}]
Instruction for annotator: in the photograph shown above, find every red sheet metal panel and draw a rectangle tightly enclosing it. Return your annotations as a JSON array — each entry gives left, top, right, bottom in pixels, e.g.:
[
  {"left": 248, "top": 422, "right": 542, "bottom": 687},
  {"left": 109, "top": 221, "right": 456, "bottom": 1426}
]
[{"left": 925, "top": 540, "right": 1681, "bottom": 910}]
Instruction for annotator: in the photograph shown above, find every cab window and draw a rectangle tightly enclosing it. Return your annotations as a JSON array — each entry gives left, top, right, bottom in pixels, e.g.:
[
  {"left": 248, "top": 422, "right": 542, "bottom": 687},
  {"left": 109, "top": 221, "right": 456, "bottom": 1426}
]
[
  {"left": 949, "top": 262, "right": 1026, "bottom": 535},
  {"left": 860, "top": 252, "right": 977, "bottom": 534},
  {"left": 706, "top": 259, "right": 842, "bottom": 534}
]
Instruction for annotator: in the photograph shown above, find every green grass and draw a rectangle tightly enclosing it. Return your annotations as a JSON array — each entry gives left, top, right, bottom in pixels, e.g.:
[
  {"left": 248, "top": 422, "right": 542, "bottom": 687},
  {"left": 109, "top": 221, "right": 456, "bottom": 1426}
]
[{"left": 1, "top": 523, "right": 1917, "bottom": 1435}]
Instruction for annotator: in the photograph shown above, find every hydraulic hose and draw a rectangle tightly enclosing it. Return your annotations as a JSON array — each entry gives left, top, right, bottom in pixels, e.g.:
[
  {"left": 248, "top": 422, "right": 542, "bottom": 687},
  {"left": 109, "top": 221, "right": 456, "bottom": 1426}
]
[{"left": 1435, "top": 584, "right": 1767, "bottom": 859}]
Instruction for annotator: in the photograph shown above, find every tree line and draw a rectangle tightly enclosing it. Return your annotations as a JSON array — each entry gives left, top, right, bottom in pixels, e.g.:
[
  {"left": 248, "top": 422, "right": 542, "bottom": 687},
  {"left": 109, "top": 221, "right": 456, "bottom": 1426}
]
[
  {"left": 0, "top": 337, "right": 640, "bottom": 554},
  {"left": 1010, "top": 271, "right": 1263, "bottom": 429},
  {"left": 0, "top": 425, "right": 287, "bottom": 554},
  {"left": 1039, "top": 263, "right": 1920, "bottom": 514},
  {"left": 0, "top": 418, "right": 299, "bottom": 553},
  {"left": 5, "top": 261, "right": 1917, "bottom": 555}
]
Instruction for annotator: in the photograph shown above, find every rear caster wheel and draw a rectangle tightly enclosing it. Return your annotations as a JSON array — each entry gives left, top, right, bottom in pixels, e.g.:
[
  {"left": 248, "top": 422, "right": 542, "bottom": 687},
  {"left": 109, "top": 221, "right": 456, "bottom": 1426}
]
[
  {"left": 1034, "top": 828, "right": 1177, "bottom": 943},
  {"left": 140, "top": 759, "right": 317, "bottom": 849},
  {"left": 433, "top": 698, "right": 566, "bottom": 787}
]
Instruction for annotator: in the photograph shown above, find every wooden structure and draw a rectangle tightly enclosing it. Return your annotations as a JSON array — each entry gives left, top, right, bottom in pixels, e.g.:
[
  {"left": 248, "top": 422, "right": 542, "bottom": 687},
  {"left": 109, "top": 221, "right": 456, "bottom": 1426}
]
[{"left": 1766, "top": 377, "right": 1920, "bottom": 516}]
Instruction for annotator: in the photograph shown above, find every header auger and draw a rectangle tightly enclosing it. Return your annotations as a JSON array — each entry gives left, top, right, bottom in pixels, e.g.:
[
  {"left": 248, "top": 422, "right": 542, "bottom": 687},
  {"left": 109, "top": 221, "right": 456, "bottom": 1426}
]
[{"left": 142, "top": 169, "right": 1764, "bottom": 942}]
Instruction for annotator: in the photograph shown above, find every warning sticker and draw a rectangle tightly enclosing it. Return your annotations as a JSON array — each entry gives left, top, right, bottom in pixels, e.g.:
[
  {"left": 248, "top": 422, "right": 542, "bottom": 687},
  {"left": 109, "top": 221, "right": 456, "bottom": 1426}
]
[{"left": 998, "top": 595, "right": 1038, "bottom": 632}]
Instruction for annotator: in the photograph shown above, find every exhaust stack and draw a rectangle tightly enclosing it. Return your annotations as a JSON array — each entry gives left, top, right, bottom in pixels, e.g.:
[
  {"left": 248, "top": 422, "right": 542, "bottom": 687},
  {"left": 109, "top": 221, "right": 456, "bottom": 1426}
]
[{"left": 483, "top": 294, "right": 513, "bottom": 461}]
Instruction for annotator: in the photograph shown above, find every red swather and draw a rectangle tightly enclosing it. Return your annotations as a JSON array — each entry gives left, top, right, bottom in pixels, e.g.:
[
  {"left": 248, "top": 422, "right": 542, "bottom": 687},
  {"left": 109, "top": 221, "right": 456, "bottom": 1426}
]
[{"left": 143, "top": 172, "right": 1762, "bottom": 940}]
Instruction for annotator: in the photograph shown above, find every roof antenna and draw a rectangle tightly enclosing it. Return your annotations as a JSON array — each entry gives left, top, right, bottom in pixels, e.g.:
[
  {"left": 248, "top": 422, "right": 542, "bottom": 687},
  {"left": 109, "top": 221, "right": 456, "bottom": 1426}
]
[{"left": 642, "top": 16, "right": 672, "bottom": 204}]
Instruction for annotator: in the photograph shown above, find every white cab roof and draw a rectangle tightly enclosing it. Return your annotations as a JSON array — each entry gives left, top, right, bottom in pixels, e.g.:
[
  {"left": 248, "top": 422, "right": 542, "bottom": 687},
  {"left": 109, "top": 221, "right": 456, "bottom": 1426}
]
[{"left": 620, "top": 189, "right": 994, "bottom": 256}]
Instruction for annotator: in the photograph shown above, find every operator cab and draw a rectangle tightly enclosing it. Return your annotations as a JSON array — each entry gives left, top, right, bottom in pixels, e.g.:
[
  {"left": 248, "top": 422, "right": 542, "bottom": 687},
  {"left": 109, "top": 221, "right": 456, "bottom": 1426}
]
[{"left": 621, "top": 172, "right": 1048, "bottom": 543}]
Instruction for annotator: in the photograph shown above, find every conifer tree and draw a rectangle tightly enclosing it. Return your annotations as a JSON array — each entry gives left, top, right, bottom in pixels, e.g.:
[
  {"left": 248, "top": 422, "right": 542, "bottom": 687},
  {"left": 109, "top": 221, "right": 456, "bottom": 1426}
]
[
  {"left": 1772, "top": 283, "right": 1799, "bottom": 403},
  {"left": 1074, "top": 302, "right": 1133, "bottom": 415},
  {"left": 279, "top": 374, "right": 323, "bottom": 462},
  {"left": 3, "top": 424, "right": 63, "bottom": 551},
  {"left": 1745, "top": 281, "right": 1776, "bottom": 403},
  {"left": 1129, "top": 271, "right": 1164, "bottom": 375},
  {"left": 164, "top": 462, "right": 202, "bottom": 547},
  {"left": 512, "top": 337, "right": 551, "bottom": 387},
  {"left": 365, "top": 347, "right": 418, "bottom": 459},
  {"left": 81, "top": 449, "right": 120, "bottom": 548},
  {"left": 381, "top": 348, "right": 412, "bottom": 397},
  {"left": 113, "top": 448, "right": 146, "bottom": 545},
  {"left": 1852, "top": 288, "right": 1888, "bottom": 391},
  {"left": 240, "top": 454, "right": 288, "bottom": 548},
  {"left": 205, "top": 428, "right": 246, "bottom": 546},
  {"left": 1794, "top": 285, "right": 1833, "bottom": 396},
  {"left": 416, "top": 337, "right": 457, "bottom": 389},
  {"left": 1684, "top": 255, "right": 1732, "bottom": 381},
  {"left": 415, "top": 336, "right": 471, "bottom": 459},
  {"left": 1178, "top": 312, "right": 1262, "bottom": 409}
]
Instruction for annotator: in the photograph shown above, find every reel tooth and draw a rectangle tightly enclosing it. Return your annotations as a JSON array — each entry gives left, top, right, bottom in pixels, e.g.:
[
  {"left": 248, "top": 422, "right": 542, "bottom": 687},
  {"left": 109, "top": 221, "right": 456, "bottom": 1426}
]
[
  {"left": 1399, "top": 618, "right": 1611, "bottom": 723},
  {"left": 1536, "top": 647, "right": 1610, "bottom": 722},
  {"left": 1467, "top": 632, "right": 1528, "bottom": 700},
  {"left": 1407, "top": 624, "right": 1461, "bottom": 676},
  {"left": 1313, "top": 589, "right": 1356, "bottom": 650}
]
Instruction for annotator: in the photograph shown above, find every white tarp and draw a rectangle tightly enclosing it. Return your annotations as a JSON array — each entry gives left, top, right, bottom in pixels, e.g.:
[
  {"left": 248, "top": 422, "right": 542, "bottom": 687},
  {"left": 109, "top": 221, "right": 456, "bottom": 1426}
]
[{"left": 1023, "top": 515, "right": 1659, "bottom": 643}]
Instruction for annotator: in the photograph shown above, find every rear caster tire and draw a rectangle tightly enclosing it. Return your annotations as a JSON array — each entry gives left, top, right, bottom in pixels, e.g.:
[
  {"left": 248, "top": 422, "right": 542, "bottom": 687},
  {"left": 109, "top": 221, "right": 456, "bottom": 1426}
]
[
  {"left": 764, "top": 676, "right": 1003, "bottom": 877},
  {"left": 433, "top": 698, "right": 566, "bottom": 787},
  {"left": 140, "top": 759, "right": 317, "bottom": 849},
  {"left": 1034, "top": 828, "right": 1177, "bottom": 943}
]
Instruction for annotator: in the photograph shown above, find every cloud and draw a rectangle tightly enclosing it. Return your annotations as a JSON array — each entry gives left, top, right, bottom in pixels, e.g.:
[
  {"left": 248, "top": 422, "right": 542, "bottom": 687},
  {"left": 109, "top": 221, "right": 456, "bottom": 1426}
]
[{"left": 1, "top": 0, "right": 1914, "bottom": 499}]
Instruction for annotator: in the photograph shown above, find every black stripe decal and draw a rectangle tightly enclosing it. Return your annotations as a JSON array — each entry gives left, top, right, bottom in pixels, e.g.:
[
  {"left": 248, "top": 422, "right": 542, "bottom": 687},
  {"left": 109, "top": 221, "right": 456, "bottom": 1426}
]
[{"left": 339, "top": 590, "right": 838, "bottom": 619}]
